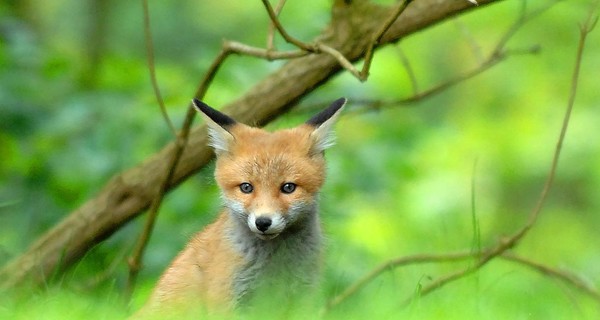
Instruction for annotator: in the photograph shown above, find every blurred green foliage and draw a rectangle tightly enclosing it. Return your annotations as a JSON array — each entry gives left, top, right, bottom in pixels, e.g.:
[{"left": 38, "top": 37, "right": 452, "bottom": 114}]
[{"left": 1, "top": 0, "right": 599, "bottom": 318}]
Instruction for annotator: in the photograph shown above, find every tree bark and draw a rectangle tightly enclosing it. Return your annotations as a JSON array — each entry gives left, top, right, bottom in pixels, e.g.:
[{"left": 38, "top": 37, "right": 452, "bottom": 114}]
[{"left": 0, "top": 0, "right": 501, "bottom": 289}]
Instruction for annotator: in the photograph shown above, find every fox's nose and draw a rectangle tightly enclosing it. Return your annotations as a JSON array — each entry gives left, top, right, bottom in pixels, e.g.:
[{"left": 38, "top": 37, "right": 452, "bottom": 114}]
[{"left": 255, "top": 217, "right": 272, "bottom": 232}]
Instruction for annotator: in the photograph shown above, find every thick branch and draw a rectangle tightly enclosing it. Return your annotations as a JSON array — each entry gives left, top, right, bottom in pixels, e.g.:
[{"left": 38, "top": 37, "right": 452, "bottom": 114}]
[{"left": 0, "top": 0, "right": 499, "bottom": 290}]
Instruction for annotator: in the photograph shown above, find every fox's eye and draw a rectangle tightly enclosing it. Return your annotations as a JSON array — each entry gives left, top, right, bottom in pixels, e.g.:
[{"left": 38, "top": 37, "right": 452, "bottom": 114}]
[
  {"left": 280, "top": 182, "right": 296, "bottom": 194},
  {"left": 239, "top": 182, "right": 253, "bottom": 194}
]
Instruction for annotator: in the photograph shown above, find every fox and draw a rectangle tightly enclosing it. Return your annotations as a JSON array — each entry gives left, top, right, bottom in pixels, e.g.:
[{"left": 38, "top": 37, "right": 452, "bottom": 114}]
[{"left": 134, "top": 97, "right": 346, "bottom": 317}]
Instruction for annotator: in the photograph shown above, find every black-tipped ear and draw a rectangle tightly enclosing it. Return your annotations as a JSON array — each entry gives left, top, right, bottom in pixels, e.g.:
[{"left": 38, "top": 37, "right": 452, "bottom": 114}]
[
  {"left": 307, "top": 97, "right": 346, "bottom": 155},
  {"left": 306, "top": 97, "right": 347, "bottom": 127},
  {"left": 192, "top": 99, "right": 236, "bottom": 155},
  {"left": 193, "top": 99, "right": 236, "bottom": 128}
]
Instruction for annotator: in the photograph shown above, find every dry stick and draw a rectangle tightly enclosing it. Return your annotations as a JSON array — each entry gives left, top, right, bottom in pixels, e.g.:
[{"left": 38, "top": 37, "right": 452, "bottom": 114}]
[{"left": 141, "top": 0, "right": 176, "bottom": 137}]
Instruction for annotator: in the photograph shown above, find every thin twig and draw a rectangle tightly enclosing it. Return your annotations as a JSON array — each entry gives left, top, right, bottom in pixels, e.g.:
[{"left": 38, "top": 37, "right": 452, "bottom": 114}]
[
  {"left": 142, "top": 0, "right": 176, "bottom": 137},
  {"left": 492, "top": 0, "right": 556, "bottom": 59},
  {"left": 506, "top": 0, "right": 596, "bottom": 245},
  {"left": 267, "top": 0, "right": 288, "bottom": 51},
  {"left": 315, "top": 42, "right": 361, "bottom": 78},
  {"left": 226, "top": 40, "right": 308, "bottom": 60},
  {"left": 501, "top": 253, "right": 600, "bottom": 303},
  {"left": 454, "top": 19, "right": 485, "bottom": 63},
  {"left": 396, "top": 45, "right": 418, "bottom": 95}
]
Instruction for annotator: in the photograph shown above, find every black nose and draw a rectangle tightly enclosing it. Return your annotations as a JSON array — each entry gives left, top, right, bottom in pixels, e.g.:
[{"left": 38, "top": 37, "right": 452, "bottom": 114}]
[{"left": 255, "top": 217, "right": 272, "bottom": 232}]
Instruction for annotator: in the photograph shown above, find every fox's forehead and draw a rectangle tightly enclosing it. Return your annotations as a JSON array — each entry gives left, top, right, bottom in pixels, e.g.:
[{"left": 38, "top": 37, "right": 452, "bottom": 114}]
[{"left": 229, "top": 125, "right": 313, "bottom": 155}]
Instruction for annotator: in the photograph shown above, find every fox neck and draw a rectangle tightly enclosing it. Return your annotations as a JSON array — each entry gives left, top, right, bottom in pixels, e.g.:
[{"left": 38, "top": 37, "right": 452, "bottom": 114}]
[{"left": 224, "top": 204, "right": 322, "bottom": 304}]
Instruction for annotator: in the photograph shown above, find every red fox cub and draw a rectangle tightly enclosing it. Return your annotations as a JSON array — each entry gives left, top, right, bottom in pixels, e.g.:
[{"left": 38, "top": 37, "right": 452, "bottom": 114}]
[{"left": 136, "top": 98, "right": 346, "bottom": 317}]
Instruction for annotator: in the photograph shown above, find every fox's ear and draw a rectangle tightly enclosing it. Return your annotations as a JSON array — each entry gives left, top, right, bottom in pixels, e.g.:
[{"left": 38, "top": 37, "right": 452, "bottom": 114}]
[
  {"left": 193, "top": 99, "right": 236, "bottom": 155},
  {"left": 306, "top": 97, "right": 346, "bottom": 155}
]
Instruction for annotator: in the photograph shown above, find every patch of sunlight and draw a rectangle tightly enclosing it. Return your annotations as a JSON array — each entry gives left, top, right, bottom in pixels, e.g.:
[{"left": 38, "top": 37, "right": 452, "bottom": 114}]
[{"left": 342, "top": 204, "right": 398, "bottom": 257}]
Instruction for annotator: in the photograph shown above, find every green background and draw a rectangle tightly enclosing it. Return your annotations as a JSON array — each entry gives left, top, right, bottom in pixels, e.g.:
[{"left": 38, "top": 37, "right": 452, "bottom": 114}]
[{"left": 1, "top": 0, "right": 599, "bottom": 318}]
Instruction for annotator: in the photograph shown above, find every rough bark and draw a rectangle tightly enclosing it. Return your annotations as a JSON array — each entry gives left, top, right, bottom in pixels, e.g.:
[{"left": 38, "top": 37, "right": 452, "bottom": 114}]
[{"left": 0, "top": 0, "right": 501, "bottom": 289}]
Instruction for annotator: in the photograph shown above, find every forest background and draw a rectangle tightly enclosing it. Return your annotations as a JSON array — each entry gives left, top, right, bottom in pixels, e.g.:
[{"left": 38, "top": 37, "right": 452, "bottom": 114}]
[{"left": 1, "top": 0, "right": 599, "bottom": 319}]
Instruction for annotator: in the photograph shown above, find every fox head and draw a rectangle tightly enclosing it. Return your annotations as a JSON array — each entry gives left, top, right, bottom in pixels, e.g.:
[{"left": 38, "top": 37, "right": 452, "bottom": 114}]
[{"left": 193, "top": 98, "right": 346, "bottom": 240}]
